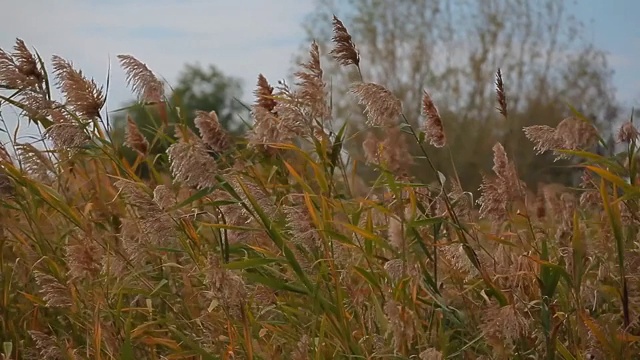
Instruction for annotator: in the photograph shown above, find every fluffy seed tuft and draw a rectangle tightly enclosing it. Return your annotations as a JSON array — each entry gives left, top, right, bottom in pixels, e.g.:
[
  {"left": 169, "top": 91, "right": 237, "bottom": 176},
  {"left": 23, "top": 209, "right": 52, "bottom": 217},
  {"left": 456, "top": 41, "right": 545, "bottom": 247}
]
[
  {"left": 421, "top": 90, "right": 446, "bottom": 147},
  {"left": 51, "top": 55, "right": 105, "bottom": 119},
  {"left": 523, "top": 116, "right": 598, "bottom": 160},
  {"left": 34, "top": 271, "right": 72, "bottom": 308},
  {"left": 330, "top": 15, "right": 360, "bottom": 68},
  {"left": 616, "top": 121, "right": 639, "bottom": 143},
  {"left": 294, "top": 41, "right": 329, "bottom": 121},
  {"left": 166, "top": 140, "right": 218, "bottom": 189},
  {"left": 254, "top": 74, "right": 277, "bottom": 113},
  {"left": 118, "top": 54, "right": 164, "bottom": 104},
  {"left": 0, "top": 38, "right": 43, "bottom": 90},
  {"left": 194, "top": 110, "right": 231, "bottom": 152},
  {"left": 351, "top": 82, "right": 402, "bottom": 127},
  {"left": 124, "top": 115, "right": 149, "bottom": 155}
]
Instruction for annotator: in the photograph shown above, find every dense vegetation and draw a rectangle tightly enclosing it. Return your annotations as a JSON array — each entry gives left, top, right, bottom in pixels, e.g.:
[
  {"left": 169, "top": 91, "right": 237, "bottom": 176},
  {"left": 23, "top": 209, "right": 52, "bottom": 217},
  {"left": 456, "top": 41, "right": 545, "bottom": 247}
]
[{"left": 0, "top": 15, "right": 638, "bottom": 360}]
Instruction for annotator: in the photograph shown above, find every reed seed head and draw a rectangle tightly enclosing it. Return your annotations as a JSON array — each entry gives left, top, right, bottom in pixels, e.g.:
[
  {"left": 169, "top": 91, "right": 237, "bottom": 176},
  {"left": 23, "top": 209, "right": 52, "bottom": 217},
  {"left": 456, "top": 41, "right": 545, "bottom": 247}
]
[
  {"left": 523, "top": 116, "right": 598, "bottom": 160},
  {"left": 118, "top": 54, "right": 165, "bottom": 104},
  {"left": 51, "top": 55, "right": 105, "bottom": 119},
  {"left": 194, "top": 110, "right": 231, "bottom": 153},
  {"left": 166, "top": 140, "right": 218, "bottom": 189},
  {"left": 0, "top": 38, "right": 43, "bottom": 90},
  {"left": 330, "top": 15, "right": 360, "bottom": 68},
  {"left": 616, "top": 121, "right": 639, "bottom": 143},
  {"left": 124, "top": 115, "right": 149, "bottom": 155},
  {"left": 422, "top": 90, "right": 446, "bottom": 147},
  {"left": 351, "top": 82, "right": 402, "bottom": 127},
  {"left": 294, "top": 41, "right": 329, "bottom": 120},
  {"left": 34, "top": 271, "right": 72, "bottom": 308},
  {"left": 254, "top": 74, "right": 277, "bottom": 113},
  {"left": 495, "top": 68, "right": 508, "bottom": 118}
]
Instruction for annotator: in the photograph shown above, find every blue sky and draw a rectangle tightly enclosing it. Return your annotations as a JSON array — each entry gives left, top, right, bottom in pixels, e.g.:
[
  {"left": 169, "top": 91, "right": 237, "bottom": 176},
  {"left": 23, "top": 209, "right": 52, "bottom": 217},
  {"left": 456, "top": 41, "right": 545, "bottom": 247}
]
[
  {"left": 0, "top": 0, "right": 638, "bottom": 143},
  {"left": 570, "top": 0, "right": 640, "bottom": 108}
]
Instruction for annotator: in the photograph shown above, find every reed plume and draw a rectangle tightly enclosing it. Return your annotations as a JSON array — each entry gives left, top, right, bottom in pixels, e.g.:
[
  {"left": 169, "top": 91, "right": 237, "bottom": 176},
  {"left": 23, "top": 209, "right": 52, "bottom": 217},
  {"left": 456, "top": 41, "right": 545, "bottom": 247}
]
[
  {"left": 205, "top": 255, "right": 247, "bottom": 320},
  {"left": 33, "top": 271, "right": 72, "bottom": 308},
  {"left": 380, "top": 126, "right": 413, "bottom": 176},
  {"left": 384, "top": 299, "right": 416, "bottom": 352},
  {"left": 330, "top": 15, "right": 360, "bottom": 68},
  {"left": 27, "top": 331, "right": 64, "bottom": 360},
  {"left": 124, "top": 115, "right": 149, "bottom": 155},
  {"left": 194, "top": 110, "right": 231, "bottom": 152},
  {"left": 65, "top": 237, "right": 103, "bottom": 281},
  {"left": 351, "top": 82, "right": 402, "bottom": 127},
  {"left": 117, "top": 54, "right": 164, "bottom": 104},
  {"left": 421, "top": 90, "right": 446, "bottom": 148},
  {"left": 51, "top": 55, "right": 105, "bottom": 119},
  {"left": 44, "top": 109, "right": 90, "bottom": 151},
  {"left": 523, "top": 116, "right": 598, "bottom": 160},
  {"left": 479, "top": 304, "right": 531, "bottom": 354},
  {"left": 16, "top": 143, "right": 55, "bottom": 184},
  {"left": 294, "top": 41, "right": 329, "bottom": 120},
  {"left": 292, "top": 335, "right": 311, "bottom": 360},
  {"left": 616, "top": 121, "right": 639, "bottom": 143},
  {"left": 115, "top": 179, "right": 178, "bottom": 247},
  {"left": 153, "top": 184, "right": 175, "bottom": 210},
  {"left": 254, "top": 74, "right": 277, "bottom": 113},
  {"left": 284, "top": 201, "right": 321, "bottom": 253},
  {"left": 166, "top": 140, "right": 218, "bottom": 189},
  {"left": 495, "top": 68, "right": 508, "bottom": 118},
  {"left": 419, "top": 349, "right": 443, "bottom": 360},
  {"left": 0, "top": 38, "right": 43, "bottom": 90},
  {"left": 477, "top": 142, "right": 524, "bottom": 224},
  {"left": 248, "top": 101, "right": 303, "bottom": 154},
  {"left": 0, "top": 143, "right": 11, "bottom": 164},
  {"left": 362, "top": 131, "right": 380, "bottom": 165}
]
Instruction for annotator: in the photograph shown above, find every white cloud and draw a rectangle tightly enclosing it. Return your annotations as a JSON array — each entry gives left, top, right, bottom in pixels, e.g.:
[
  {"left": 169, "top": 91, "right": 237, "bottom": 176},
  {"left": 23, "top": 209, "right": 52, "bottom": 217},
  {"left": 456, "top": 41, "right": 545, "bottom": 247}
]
[{"left": 0, "top": 0, "right": 315, "bottom": 143}]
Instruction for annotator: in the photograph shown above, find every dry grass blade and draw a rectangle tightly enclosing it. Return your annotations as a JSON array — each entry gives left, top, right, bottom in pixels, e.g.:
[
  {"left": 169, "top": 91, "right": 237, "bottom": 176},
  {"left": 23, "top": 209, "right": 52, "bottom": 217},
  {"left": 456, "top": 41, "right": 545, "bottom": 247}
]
[{"left": 0, "top": 143, "right": 12, "bottom": 164}]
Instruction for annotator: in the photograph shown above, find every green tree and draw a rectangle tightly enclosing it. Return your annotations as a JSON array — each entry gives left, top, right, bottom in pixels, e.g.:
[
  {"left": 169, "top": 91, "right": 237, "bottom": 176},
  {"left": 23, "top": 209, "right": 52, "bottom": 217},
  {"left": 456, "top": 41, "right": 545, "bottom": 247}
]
[
  {"left": 302, "top": 0, "right": 619, "bottom": 192},
  {"left": 169, "top": 63, "right": 247, "bottom": 134}
]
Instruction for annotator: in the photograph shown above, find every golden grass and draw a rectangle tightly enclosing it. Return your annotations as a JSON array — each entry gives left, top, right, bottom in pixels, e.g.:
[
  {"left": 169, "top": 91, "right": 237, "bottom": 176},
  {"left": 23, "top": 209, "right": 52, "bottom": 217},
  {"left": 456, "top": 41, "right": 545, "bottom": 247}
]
[{"left": 0, "top": 17, "right": 638, "bottom": 360}]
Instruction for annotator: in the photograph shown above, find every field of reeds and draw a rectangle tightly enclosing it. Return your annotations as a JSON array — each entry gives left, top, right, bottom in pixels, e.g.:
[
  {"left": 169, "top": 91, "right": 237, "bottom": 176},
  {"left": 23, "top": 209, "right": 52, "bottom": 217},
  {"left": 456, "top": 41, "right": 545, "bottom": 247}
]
[{"left": 0, "top": 16, "right": 639, "bottom": 360}]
